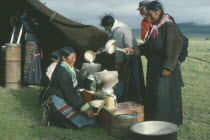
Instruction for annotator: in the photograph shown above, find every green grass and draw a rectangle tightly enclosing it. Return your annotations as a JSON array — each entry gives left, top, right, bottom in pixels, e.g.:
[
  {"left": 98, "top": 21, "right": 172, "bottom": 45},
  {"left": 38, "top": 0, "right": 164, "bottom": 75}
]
[
  {"left": 178, "top": 38, "right": 210, "bottom": 140},
  {"left": 0, "top": 37, "right": 210, "bottom": 140}
]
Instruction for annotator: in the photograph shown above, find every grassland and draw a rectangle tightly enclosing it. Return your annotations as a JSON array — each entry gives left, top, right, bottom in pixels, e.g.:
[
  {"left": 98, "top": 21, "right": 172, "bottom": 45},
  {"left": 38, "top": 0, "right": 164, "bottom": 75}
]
[{"left": 0, "top": 36, "right": 210, "bottom": 140}]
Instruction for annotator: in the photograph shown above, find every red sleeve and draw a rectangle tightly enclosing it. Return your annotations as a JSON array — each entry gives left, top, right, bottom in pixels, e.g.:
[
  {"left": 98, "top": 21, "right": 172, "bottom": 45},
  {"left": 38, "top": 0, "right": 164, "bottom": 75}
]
[{"left": 141, "top": 19, "right": 151, "bottom": 40}]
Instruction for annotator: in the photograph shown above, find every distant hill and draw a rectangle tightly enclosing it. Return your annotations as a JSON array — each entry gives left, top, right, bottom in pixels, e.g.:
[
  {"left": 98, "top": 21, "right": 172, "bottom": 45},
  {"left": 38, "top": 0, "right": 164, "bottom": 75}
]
[
  {"left": 132, "top": 23, "right": 210, "bottom": 39},
  {"left": 178, "top": 23, "right": 210, "bottom": 34}
]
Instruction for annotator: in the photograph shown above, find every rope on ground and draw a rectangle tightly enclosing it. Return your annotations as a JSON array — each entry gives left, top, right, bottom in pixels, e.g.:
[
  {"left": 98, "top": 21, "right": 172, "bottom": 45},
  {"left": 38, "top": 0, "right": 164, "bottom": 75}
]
[{"left": 187, "top": 56, "right": 210, "bottom": 64}]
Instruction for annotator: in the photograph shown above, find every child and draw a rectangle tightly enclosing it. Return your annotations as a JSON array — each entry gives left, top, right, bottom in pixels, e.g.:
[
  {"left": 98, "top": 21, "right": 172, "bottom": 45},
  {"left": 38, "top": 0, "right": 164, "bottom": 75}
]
[
  {"left": 46, "top": 50, "right": 60, "bottom": 80},
  {"left": 40, "top": 50, "right": 60, "bottom": 105},
  {"left": 137, "top": 1, "right": 151, "bottom": 41}
]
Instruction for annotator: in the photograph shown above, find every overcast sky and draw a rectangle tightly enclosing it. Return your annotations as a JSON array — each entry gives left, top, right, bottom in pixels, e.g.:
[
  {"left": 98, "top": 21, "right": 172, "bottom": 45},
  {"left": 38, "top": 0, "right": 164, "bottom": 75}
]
[{"left": 40, "top": 0, "right": 210, "bottom": 29}]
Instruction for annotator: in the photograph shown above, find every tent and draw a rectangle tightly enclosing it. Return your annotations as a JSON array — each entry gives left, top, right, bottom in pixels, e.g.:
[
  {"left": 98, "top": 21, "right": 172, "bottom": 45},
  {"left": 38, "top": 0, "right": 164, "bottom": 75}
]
[{"left": 0, "top": 0, "right": 114, "bottom": 85}]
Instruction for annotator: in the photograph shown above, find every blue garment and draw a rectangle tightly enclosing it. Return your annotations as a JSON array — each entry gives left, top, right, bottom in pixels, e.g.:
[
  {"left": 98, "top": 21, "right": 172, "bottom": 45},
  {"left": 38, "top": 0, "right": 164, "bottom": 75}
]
[
  {"left": 24, "top": 42, "right": 42, "bottom": 85},
  {"left": 128, "top": 57, "right": 145, "bottom": 104},
  {"left": 116, "top": 55, "right": 145, "bottom": 105},
  {"left": 117, "top": 82, "right": 124, "bottom": 98},
  {"left": 51, "top": 95, "right": 96, "bottom": 128}
]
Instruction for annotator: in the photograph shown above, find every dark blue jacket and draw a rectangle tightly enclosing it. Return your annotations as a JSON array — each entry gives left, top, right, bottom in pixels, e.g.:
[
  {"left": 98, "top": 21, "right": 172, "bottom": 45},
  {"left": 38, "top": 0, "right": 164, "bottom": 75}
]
[{"left": 21, "top": 13, "right": 39, "bottom": 42}]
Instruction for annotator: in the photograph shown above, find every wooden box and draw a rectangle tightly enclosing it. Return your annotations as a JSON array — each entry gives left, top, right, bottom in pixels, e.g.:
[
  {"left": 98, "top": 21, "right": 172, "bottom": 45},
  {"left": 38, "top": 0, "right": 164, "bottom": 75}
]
[
  {"left": 82, "top": 90, "right": 103, "bottom": 102},
  {"left": 98, "top": 108, "right": 112, "bottom": 130},
  {"left": 116, "top": 101, "right": 144, "bottom": 122},
  {"left": 98, "top": 101, "right": 144, "bottom": 131}
]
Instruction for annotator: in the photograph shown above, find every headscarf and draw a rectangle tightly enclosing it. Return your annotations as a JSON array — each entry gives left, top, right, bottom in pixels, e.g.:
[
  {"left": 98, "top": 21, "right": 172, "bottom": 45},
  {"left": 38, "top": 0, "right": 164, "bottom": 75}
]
[
  {"left": 61, "top": 61, "right": 78, "bottom": 88},
  {"left": 58, "top": 46, "right": 78, "bottom": 87},
  {"left": 144, "top": 14, "right": 172, "bottom": 42}
]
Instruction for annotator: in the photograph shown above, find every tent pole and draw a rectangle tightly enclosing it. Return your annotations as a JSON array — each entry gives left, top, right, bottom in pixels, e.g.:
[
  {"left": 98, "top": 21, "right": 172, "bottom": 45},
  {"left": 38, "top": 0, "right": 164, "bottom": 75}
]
[
  {"left": 17, "top": 24, "right": 23, "bottom": 44},
  {"left": 10, "top": 26, "right": 15, "bottom": 43}
]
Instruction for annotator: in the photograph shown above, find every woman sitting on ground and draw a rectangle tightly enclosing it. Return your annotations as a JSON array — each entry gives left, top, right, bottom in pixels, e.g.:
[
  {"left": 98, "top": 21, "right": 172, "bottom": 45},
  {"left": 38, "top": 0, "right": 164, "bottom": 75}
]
[{"left": 45, "top": 46, "right": 98, "bottom": 128}]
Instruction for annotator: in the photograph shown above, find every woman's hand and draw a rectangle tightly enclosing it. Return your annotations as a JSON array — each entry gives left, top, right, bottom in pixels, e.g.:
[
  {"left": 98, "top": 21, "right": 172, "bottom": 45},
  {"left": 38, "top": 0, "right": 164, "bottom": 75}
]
[
  {"left": 85, "top": 109, "right": 95, "bottom": 118},
  {"left": 124, "top": 48, "right": 134, "bottom": 55},
  {"left": 95, "top": 47, "right": 105, "bottom": 55},
  {"left": 162, "top": 69, "right": 171, "bottom": 76}
]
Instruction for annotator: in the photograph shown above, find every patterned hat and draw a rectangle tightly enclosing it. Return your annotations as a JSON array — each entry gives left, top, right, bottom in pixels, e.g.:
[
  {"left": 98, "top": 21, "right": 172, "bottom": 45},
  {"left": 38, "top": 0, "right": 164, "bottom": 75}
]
[{"left": 137, "top": 1, "right": 150, "bottom": 10}]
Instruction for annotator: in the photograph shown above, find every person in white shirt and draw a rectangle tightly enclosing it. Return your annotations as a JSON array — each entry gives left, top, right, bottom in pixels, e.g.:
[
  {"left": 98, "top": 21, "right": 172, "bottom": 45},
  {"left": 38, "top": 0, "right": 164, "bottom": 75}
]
[
  {"left": 46, "top": 50, "right": 60, "bottom": 80},
  {"left": 40, "top": 50, "right": 60, "bottom": 88}
]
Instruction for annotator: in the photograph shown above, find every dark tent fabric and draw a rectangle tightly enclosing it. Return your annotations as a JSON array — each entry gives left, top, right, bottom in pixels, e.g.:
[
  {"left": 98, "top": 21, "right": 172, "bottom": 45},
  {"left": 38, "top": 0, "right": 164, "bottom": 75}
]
[{"left": 0, "top": 0, "right": 114, "bottom": 85}]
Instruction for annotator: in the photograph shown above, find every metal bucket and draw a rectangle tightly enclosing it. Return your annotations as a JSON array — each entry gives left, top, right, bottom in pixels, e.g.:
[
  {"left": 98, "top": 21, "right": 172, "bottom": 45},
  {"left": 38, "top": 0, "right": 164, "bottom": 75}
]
[
  {"left": 5, "top": 43, "right": 21, "bottom": 89},
  {"left": 110, "top": 110, "right": 139, "bottom": 137},
  {"left": 130, "top": 121, "right": 179, "bottom": 140}
]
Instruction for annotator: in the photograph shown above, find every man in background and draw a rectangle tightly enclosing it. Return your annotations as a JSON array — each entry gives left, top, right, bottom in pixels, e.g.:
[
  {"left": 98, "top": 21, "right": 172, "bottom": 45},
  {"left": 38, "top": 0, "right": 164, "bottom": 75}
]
[{"left": 137, "top": 1, "right": 151, "bottom": 42}]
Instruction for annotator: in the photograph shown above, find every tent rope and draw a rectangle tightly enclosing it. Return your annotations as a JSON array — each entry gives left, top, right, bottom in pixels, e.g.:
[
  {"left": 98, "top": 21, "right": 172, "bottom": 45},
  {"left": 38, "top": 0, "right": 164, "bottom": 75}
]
[
  {"left": 187, "top": 56, "right": 210, "bottom": 64},
  {"left": 49, "top": 11, "right": 57, "bottom": 22}
]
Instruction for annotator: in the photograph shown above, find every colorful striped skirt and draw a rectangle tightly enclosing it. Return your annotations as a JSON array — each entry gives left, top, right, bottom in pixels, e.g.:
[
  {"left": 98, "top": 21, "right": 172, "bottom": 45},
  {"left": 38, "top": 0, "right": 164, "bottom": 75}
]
[
  {"left": 51, "top": 95, "right": 96, "bottom": 128},
  {"left": 24, "top": 42, "right": 42, "bottom": 85}
]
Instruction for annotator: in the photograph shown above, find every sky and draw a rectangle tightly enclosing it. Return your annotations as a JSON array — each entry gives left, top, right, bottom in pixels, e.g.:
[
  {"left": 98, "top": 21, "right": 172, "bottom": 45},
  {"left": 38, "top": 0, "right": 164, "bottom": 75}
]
[{"left": 39, "top": 0, "right": 210, "bottom": 29}]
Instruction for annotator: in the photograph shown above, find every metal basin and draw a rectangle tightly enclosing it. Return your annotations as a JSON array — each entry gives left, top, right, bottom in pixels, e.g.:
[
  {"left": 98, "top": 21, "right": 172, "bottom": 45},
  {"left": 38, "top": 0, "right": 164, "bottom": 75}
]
[{"left": 130, "top": 121, "right": 179, "bottom": 140}]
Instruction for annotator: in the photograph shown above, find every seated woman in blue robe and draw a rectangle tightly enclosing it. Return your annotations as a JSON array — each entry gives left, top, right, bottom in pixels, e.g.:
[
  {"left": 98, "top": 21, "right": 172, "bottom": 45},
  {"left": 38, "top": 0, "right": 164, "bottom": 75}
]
[{"left": 45, "top": 46, "right": 98, "bottom": 128}]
